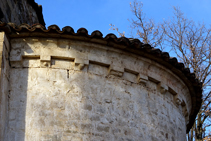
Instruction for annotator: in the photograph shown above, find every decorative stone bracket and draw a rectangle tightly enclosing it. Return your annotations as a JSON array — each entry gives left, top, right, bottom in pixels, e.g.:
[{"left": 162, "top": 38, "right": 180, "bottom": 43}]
[
  {"left": 148, "top": 76, "right": 168, "bottom": 94},
  {"left": 137, "top": 73, "right": 148, "bottom": 84},
  {"left": 175, "top": 96, "right": 182, "bottom": 106},
  {"left": 108, "top": 65, "right": 124, "bottom": 77},
  {"left": 40, "top": 55, "right": 51, "bottom": 67},
  {"left": 74, "top": 58, "right": 89, "bottom": 70},
  {"left": 158, "top": 82, "right": 168, "bottom": 94}
]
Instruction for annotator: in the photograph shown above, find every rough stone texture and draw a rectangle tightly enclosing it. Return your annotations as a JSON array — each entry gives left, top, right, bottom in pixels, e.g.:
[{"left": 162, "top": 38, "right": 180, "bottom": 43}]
[
  {"left": 3, "top": 37, "right": 192, "bottom": 141},
  {"left": 0, "top": 32, "right": 10, "bottom": 139},
  {"left": 0, "top": 0, "right": 45, "bottom": 26}
]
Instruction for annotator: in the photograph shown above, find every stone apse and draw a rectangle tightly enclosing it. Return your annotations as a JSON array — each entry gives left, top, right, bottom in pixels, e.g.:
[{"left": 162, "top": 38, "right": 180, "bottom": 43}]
[{"left": 0, "top": 23, "right": 202, "bottom": 141}]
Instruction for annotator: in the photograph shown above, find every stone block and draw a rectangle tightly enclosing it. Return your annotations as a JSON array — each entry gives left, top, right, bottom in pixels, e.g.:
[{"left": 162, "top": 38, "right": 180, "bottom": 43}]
[
  {"left": 40, "top": 55, "right": 51, "bottom": 62},
  {"left": 137, "top": 73, "right": 148, "bottom": 84},
  {"left": 88, "top": 63, "right": 108, "bottom": 76},
  {"left": 123, "top": 71, "right": 137, "bottom": 83},
  {"left": 74, "top": 58, "right": 89, "bottom": 70},
  {"left": 108, "top": 65, "right": 124, "bottom": 77},
  {"left": 40, "top": 61, "right": 51, "bottom": 68},
  {"left": 22, "top": 59, "right": 40, "bottom": 68},
  {"left": 158, "top": 82, "right": 168, "bottom": 94}
]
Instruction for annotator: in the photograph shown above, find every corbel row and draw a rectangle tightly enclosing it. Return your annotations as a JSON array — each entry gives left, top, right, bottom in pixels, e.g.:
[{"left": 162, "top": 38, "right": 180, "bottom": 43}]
[
  {"left": 107, "top": 64, "right": 168, "bottom": 94},
  {"left": 107, "top": 63, "right": 189, "bottom": 121},
  {"left": 40, "top": 55, "right": 90, "bottom": 70},
  {"left": 10, "top": 54, "right": 189, "bottom": 121}
]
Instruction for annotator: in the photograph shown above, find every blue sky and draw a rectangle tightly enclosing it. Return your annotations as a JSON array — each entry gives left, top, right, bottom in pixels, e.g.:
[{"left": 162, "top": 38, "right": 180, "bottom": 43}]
[{"left": 35, "top": 0, "right": 211, "bottom": 37}]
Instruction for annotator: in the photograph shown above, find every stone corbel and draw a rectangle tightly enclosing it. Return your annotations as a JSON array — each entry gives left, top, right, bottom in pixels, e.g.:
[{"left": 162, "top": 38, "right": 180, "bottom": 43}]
[
  {"left": 176, "top": 98, "right": 182, "bottom": 105},
  {"left": 137, "top": 73, "right": 148, "bottom": 84},
  {"left": 74, "top": 58, "right": 89, "bottom": 70},
  {"left": 168, "top": 87, "right": 177, "bottom": 96},
  {"left": 40, "top": 55, "right": 51, "bottom": 67},
  {"left": 174, "top": 95, "right": 182, "bottom": 106},
  {"left": 148, "top": 75, "right": 168, "bottom": 94},
  {"left": 108, "top": 65, "right": 124, "bottom": 77},
  {"left": 158, "top": 82, "right": 168, "bottom": 94}
]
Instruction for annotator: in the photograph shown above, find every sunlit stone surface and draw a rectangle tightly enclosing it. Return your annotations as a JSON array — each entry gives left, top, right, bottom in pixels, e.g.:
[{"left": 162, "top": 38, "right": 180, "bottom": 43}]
[{"left": 0, "top": 37, "right": 192, "bottom": 141}]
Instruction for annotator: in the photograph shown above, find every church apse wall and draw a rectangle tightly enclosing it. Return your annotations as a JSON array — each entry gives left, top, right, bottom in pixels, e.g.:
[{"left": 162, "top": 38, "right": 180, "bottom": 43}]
[{"left": 0, "top": 23, "right": 202, "bottom": 141}]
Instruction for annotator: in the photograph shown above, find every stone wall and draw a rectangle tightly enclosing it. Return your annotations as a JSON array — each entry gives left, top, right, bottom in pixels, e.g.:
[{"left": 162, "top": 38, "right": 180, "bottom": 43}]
[
  {"left": 4, "top": 37, "right": 192, "bottom": 141},
  {"left": 0, "top": 0, "right": 45, "bottom": 26},
  {"left": 0, "top": 32, "right": 10, "bottom": 139}
]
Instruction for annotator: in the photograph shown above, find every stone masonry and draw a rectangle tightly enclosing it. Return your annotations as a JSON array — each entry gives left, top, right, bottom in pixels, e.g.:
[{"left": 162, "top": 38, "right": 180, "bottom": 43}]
[
  {"left": 6, "top": 38, "right": 192, "bottom": 140},
  {"left": 0, "top": 24, "right": 202, "bottom": 141}
]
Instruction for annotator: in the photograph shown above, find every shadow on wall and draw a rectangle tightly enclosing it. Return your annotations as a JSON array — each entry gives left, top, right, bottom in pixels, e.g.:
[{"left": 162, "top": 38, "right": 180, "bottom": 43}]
[
  {"left": 6, "top": 43, "right": 31, "bottom": 140},
  {"left": 6, "top": 41, "right": 91, "bottom": 140}
]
